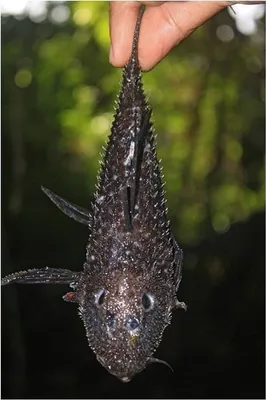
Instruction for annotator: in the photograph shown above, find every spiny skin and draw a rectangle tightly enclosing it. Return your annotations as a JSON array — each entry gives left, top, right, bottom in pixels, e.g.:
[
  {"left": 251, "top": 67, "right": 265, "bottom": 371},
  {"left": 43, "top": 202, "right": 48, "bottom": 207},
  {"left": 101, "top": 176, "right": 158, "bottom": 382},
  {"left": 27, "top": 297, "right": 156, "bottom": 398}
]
[{"left": 1, "top": 6, "right": 186, "bottom": 382}]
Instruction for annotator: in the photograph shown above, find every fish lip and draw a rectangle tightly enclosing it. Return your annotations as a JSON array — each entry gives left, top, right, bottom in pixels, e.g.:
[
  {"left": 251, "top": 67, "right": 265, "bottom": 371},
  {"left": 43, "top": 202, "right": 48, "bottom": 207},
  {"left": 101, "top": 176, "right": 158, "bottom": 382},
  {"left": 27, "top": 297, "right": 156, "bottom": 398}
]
[
  {"left": 119, "top": 376, "right": 131, "bottom": 383},
  {"left": 96, "top": 355, "right": 135, "bottom": 382}
]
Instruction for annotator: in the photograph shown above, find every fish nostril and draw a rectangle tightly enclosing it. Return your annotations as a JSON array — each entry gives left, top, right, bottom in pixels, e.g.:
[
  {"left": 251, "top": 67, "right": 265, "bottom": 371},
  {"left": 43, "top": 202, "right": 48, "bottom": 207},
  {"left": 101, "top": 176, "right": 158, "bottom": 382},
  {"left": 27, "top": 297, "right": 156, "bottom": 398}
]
[
  {"left": 106, "top": 311, "right": 116, "bottom": 329},
  {"left": 125, "top": 316, "right": 139, "bottom": 332}
]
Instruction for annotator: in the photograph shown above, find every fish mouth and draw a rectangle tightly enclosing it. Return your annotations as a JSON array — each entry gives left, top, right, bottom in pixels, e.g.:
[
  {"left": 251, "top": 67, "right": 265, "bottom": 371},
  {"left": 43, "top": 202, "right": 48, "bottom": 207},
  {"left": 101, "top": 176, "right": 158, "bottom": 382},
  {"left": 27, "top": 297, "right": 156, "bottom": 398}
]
[
  {"left": 97, "top": 353, "right": 148, "bottom": 382},
  {"left": 119, "top": 376, "right": 131, "bottom": 383}
]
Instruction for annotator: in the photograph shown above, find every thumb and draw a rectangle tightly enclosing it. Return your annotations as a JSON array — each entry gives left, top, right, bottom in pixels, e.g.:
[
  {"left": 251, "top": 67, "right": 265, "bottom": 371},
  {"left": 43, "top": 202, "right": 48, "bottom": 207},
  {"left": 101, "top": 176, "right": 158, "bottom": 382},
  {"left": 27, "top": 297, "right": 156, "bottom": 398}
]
[{"left": 110, "top": 1, "right": 228, "bottom": 71}]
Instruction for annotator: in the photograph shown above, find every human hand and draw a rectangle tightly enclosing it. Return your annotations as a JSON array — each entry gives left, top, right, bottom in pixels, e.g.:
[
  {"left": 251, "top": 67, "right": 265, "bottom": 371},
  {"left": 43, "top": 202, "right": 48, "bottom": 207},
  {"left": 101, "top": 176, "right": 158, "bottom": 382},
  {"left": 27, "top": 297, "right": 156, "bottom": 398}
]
[{"left": 109, "top": 1, "right": 263, "bottom": 71}]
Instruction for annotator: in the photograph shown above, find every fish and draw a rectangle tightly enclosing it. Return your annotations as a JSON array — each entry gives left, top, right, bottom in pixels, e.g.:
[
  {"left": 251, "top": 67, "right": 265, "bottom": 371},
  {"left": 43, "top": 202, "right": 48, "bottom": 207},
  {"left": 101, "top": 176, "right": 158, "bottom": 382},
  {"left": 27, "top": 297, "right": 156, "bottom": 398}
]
[{"left": 1, "top": 5, "right": 186, "bottom": 382}]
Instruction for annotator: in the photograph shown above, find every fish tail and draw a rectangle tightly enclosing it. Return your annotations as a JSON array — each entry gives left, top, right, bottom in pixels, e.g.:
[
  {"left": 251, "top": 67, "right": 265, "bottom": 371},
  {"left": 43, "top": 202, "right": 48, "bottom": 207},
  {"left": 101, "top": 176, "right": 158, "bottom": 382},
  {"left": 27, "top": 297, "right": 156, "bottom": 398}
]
[
  {"left": 118, "top": 5, "right": 147, "bottom": 109},
  {"left": 120, "top": 5, "right": 153, "bottom": 230},
  {"left": 100, "top": 5, "right": 151, "bottom": 233},
  {"left": 127, "top": 5, "right": 145, "bottom": 72}
]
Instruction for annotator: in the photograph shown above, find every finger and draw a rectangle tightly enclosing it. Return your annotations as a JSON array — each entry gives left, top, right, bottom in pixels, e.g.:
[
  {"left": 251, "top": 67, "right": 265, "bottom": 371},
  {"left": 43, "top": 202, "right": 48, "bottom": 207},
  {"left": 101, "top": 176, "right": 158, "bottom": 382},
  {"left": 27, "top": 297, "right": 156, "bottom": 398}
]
[
  {"left": 139, "top": 1, "right": 229, "bottom": 70},
  {"left": 109, "top": 1, "right": 228, "bottom": 71},
  {"left": 109, "top": 2, "right": 164, "bottom": 67},
  {"left": 109, "top": 2, "right": 141, "bottom": 68}
]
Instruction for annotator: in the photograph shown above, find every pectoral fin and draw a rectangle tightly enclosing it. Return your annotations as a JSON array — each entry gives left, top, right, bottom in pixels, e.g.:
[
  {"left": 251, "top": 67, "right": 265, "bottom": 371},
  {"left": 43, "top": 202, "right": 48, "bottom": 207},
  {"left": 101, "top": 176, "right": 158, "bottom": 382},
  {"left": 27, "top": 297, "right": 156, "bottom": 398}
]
[
  {"left": 41, "top": 186, "right": 91, "bottom": 226},
  {"left": 175, "top": 299, "right": 187, "bottom": 311},
  {"left": 1, "top": 267, "right": 80, "bottom": 286},
  {"left": 63, "top": 291, "right": 79, "bottom": 303}
]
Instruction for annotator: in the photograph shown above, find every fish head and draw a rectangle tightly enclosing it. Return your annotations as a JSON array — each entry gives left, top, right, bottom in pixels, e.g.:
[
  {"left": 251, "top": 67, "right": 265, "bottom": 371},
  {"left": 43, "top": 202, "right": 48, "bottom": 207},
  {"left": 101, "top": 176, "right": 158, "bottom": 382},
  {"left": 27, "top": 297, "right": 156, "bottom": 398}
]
[{"left": 78, "top": 265, "right": 175, "bottom": 381}]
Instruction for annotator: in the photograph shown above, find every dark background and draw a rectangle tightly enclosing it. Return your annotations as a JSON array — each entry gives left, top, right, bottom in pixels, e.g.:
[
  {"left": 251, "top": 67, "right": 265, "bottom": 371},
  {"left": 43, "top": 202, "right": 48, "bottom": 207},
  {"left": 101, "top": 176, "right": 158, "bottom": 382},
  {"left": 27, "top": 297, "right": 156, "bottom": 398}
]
[{"left": 1, "top": 2, "right": 265, "bottom": 399}]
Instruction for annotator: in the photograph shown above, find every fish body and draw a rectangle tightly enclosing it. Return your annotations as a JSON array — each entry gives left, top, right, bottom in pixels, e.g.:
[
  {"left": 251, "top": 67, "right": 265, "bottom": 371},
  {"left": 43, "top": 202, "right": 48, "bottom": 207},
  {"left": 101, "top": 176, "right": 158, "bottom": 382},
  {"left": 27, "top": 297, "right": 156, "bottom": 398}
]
[{"left": 2, "top": 6, "right": 186, "bottom": 382}]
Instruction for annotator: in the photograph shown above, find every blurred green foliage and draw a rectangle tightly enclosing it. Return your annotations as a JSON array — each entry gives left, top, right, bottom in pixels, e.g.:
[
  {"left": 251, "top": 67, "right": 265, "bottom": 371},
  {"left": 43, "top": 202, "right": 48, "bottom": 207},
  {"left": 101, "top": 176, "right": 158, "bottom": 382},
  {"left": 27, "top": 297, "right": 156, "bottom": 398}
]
[{"left": 2, "top": 2, "right": 264, "bottom": 246}]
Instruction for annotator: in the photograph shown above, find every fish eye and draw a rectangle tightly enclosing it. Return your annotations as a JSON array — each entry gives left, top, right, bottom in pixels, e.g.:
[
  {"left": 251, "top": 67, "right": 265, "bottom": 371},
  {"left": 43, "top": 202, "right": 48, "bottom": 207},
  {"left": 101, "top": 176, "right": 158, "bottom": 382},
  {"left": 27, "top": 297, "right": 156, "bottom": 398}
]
[
  {"left": 125, "top": 316, "right": 139, "bottom": 332},
  {"left": 95, "top": 289, "right": 105, "bottom": 306},
  {"left": 142, "top": 293, "right": 154, "bottom": 311}
]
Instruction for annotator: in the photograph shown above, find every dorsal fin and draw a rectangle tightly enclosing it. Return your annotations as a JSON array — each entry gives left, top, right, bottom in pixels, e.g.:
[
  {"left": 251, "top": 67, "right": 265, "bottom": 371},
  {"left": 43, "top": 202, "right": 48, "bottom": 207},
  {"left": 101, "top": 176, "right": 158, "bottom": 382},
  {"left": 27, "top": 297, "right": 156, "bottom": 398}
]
[{"left": 123, "top": 186, "right": 133, "bottom": 232}]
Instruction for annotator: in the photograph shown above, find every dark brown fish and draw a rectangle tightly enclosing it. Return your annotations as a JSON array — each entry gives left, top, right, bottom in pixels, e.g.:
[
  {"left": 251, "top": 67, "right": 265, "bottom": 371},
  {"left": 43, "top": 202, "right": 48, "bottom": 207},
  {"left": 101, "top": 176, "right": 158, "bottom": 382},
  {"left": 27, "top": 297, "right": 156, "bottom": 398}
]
[{"left": 1, "top": 5, "right": 186, "bottom": 382}]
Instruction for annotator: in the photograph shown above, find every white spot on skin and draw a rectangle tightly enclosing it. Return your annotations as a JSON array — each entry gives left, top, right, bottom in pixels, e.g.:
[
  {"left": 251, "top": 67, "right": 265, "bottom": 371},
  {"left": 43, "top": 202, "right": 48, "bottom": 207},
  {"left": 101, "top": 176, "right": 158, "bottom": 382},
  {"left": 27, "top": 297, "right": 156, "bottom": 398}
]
[
  {"left": 107, "top": 327, "right": 114, "bottom": 339},
  {"left": 128, "top": 122, "right": 135, "bottom": 131},
  {"left": 118, "top": 282, "right": 126, "bottom": 295},
  {"left": 111, "top": 247, "right": 118, "bottom": 258},
  {"left": 132, "top": 106, "right": 141, "bottom": 112},
  {"left": 97, "top": 196, "right": 105, "bottom": 204},
  {"left": 145, "top": 143, "right": 151, "bottom": 151},
  {"left": 124, "top": 140, "right": 135, "bottom": 166}
]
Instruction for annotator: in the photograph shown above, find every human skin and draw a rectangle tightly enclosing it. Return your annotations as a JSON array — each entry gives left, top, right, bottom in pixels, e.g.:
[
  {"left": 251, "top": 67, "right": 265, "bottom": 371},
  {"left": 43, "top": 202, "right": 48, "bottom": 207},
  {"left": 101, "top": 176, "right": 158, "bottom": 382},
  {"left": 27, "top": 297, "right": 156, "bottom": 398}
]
[{"left": 109, "top": 1, "right": 263, "bottom": 71}]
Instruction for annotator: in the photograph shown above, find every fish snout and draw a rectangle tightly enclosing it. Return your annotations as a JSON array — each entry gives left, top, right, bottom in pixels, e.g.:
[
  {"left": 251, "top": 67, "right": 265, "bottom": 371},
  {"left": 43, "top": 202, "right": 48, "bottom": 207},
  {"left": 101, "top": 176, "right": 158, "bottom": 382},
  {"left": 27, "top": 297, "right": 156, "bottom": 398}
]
[{"left": 106, "top": 311, "right": 140, "bottom": 333}]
